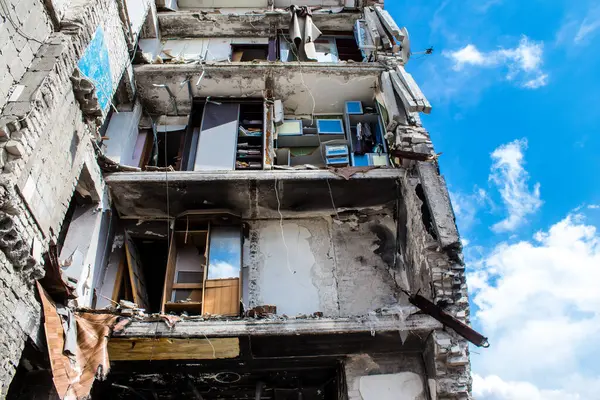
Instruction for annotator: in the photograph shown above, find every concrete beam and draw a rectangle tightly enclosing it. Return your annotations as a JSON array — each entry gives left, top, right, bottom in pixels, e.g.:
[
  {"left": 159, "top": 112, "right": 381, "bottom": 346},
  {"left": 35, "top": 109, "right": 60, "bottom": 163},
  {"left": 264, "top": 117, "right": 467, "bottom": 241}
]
[
  {"left": 157, "top": 11, "right": 361, "bottom": 38},
  {"left": 105, "top": 169, "right": 404, "bottom": 219},
  {"left": 112, "top": 314, "right": 442, "bottom": 338},
  {"left": 134, "top": 62, "right": 385, "bottom": 114},
  {"left": 416, "top": 162, "right": 460, "bottom": 250}
]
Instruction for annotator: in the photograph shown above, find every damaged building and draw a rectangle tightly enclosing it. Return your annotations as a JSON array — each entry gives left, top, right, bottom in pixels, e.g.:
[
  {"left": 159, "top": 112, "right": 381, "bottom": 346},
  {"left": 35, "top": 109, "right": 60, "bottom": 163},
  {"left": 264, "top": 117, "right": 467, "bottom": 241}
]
[{"left": 0, "top": 0, "right": 486, "bottom": 398}]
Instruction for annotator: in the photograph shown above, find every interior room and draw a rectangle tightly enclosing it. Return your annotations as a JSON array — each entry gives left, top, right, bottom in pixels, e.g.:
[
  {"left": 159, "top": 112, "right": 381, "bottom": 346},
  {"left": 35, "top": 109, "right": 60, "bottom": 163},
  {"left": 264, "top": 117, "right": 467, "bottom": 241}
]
[
  {"left": 94, "top": 212, "right": 244, "bottom": 317},
  {"left": 274, "top": 100, "right": 390, "bottom": 168}
]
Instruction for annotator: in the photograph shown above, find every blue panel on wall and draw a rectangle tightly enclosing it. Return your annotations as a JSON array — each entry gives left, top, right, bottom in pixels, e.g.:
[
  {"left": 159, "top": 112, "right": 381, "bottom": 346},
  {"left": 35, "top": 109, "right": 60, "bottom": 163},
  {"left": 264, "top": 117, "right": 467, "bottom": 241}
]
[
  {"left": 78, "top": 27, "right": 112, "bottom": 111},
  {"left": 316, "top": 119, "right": 344, "bottom": 134},
  {"left": 345, "top": 101, "right": 363, "bottom": 115},
  {"left": 351, "top": 154, "right": 369, "bottom": 167}
]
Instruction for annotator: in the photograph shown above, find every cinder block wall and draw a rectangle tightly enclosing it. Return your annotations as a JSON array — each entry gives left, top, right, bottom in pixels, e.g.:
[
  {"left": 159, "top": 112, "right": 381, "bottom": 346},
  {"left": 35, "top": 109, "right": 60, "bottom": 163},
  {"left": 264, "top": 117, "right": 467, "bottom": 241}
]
[
  {"left": 0, "top": 0, "right": 53, "bottom": 111},
  {"left": 0, "top": 0, "right": 131, "bottom": 395}
]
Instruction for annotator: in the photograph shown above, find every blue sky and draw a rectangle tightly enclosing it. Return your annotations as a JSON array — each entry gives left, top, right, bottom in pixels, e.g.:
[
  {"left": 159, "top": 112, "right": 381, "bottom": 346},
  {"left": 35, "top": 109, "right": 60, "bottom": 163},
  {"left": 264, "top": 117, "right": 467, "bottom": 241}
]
[{"left": 387, "top": 1, "right": 600, "bottom": 398}]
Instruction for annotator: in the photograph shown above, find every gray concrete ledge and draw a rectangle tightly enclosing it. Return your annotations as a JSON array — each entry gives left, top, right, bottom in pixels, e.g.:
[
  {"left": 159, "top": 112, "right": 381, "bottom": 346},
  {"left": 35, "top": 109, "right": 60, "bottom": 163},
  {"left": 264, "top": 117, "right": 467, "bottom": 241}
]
[{"left": 112, "top": 314, "right": 442, "bottom": 338}]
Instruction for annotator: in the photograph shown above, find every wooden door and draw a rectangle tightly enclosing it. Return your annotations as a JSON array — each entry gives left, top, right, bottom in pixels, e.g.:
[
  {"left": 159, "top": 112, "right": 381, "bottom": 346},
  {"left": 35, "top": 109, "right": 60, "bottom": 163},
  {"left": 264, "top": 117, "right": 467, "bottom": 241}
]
[{"left": 124, "top": 233, "right": 150, "bottom": 310}]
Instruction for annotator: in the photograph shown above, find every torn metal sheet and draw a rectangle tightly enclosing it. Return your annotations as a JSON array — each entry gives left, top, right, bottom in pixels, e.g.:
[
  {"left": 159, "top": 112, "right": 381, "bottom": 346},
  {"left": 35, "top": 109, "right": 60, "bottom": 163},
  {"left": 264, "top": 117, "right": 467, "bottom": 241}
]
[
  {"left": 40, "top": 244, "right": 77, "bottom": 302},
  {"left": 37, "top": 282, "right": 119, "bottom": 399},
  {"left": 408, "top": 293, "right": 489, "bottom": 348},
  {"left": 289, "top": 5, "right": 322, "bottom": 61},
  {"left": 328, "top": 166, "right": 377, "bottom": 180}
]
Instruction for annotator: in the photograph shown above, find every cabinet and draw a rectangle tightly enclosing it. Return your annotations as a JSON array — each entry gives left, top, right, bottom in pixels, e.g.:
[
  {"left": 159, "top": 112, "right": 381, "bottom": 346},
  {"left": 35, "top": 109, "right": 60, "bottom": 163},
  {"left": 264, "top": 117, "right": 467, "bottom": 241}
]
[{"left": 161, "top": 212, "right": 242, "bottom": 316}]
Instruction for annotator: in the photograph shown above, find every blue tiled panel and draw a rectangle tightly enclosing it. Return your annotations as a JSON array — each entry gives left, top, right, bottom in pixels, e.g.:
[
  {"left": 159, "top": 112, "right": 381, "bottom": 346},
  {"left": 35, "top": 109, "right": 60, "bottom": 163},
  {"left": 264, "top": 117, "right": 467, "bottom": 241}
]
[
  {"left": 78, "top": 27, "right": 112, "bottom": 111},
  {"left": 316, "top": 119, "right": 345, "bottom": 134},
  {"left": 345, "top": 101, "right": 363, "bottom": 115}
]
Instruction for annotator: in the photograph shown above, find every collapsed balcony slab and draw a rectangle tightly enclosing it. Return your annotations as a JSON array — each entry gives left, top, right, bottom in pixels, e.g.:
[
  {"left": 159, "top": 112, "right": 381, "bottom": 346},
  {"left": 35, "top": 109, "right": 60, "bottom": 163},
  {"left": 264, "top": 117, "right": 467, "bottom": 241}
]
[{"left": 105, "top": 168, "right": 404, "bottom": 219}]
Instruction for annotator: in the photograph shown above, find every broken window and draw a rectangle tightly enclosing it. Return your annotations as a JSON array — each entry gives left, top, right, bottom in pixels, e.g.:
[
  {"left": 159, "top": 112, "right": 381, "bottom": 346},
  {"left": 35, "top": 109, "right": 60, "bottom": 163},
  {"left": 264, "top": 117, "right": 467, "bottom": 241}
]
[
  {"left": 231, "top": 44, "right": 269, "bottom": 61},
  {"left": 279, "top": 33, "right": 363, "bottom": 62},
  {"left": 95, "top": 212, "right": 243, "bottom": 316},
  {"left": 94, "top": 232, "right": 170, "bottom": 313}
]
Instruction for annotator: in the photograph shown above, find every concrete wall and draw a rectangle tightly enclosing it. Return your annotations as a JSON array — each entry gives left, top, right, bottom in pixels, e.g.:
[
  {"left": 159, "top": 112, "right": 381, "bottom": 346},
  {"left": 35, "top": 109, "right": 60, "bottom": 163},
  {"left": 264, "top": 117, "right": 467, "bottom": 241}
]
[{"left": 245, "top": 214, "right": 407, "bottom": 317}]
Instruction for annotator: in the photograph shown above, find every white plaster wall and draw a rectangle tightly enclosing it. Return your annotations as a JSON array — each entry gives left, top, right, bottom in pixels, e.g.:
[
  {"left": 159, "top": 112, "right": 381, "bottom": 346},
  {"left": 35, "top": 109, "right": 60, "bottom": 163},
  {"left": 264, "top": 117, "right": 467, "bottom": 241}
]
[
  {"left": 59, "top": 183, "right": 111, "bottom": 307},
  {"left": 247, "top": 216, "right": 401, "bottom": 317},
  {"left": 359, "top": 373, "right": 426, "bottom": 400},
  {"left": 125, "top": 0, "right": 152, "bottom": 38},
  {"left": 104, "top": 101, "right": 143, "bottom": 166},
  {"left": 250, "top": 219, "right": 339, "bottom": 316},
  {"left": 276, "top": 71, "right": 377, "bottom": 115}
]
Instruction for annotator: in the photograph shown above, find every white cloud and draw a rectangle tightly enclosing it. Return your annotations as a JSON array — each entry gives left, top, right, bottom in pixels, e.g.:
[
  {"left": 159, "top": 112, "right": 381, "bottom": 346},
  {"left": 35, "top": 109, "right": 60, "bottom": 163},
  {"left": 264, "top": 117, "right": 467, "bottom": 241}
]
[
  {"left": 444, "top": 36, "right": 548, "bottom": 89},
  {"left": 450, "top": 188, "right": 490, "bottom": 232},
  {"left": 208, "top": 261, "right": 239, "bottom": 279},
  {"left": 574, "top": 6, "right": 600, "bottom": 44},
  {"left": 469, "top": 213, "right": 600, "bottom": 394},
  {"left": 473, "top": 375, "right": 582, "bottom": 400},
  {"left": 522, "top": 73, "right": 549, "bottom": 89},
  {"left": 488, "top": 139, "right": 541, "bottom": 232}
]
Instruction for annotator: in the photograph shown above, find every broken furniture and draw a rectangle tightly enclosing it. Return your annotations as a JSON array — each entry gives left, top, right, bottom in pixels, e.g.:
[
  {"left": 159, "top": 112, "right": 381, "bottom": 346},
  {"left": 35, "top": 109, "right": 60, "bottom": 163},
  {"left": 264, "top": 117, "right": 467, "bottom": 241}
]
[
  {"left": 192, "top": 99, "right": 265, "bottom": 171},
  {"left": 275, "top": 115, "right": 349, "bottom": 167},
  {"left": 161, "top": 211, "right": 242, "bottom": 316}
]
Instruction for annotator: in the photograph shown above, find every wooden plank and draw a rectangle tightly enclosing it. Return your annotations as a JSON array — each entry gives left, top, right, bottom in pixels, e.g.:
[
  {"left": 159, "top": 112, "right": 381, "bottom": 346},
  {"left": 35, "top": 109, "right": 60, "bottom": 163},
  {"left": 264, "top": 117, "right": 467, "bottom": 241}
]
[
  {"left": 111, "top": 256, "right": 126, "bottom": 303},
  {"left": 374, "top": 6, "right": 404, "bottom": 42},
  {"left": 107, "top": 338, "right": 240, "bottom": 361},
  {"left": 172, "top": 283, "right": 203, "bottom": 289},
  {"left": 160, "top": 230, "right": 177, "bottom": 313},
  {"left": 389, "top": 70, "right": 419, "bottom": 113},
  {"left": 203, "top": 278, "right": 240, "bottom": 316},
  {"left": 125, "top": 233, "right": 150, "bottom": 310},
  {"left": 396, "top": 66, "right": 432, "bottom": 114}
]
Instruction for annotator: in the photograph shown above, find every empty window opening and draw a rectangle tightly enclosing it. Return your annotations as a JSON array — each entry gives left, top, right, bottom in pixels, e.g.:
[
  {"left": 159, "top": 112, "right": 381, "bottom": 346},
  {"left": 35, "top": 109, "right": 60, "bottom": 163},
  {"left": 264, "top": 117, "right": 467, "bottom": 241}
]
[
  {"left": 279, "top": 33, "right": 362, "bottom": 63},
  {"left": 415, "top": 184, "right": 438, "bottom": 240},
  {"left": 231, "top": 44, "right": 269, "bottom": 61},
  {"left": 91, "top": 360, "right": 342, "bottom": 399},
  {"left": 155, "top": 129, "right": 185, "bottom": 169},
  {"left": 131, "top": 236, "right": 169, "bottom": 313}
]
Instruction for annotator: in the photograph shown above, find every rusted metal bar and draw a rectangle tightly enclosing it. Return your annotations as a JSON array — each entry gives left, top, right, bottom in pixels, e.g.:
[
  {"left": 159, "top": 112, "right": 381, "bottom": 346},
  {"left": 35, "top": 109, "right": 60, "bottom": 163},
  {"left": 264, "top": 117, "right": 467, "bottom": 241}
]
[{"left": 409, "top": 294, "right": 489, "bottom": 348}]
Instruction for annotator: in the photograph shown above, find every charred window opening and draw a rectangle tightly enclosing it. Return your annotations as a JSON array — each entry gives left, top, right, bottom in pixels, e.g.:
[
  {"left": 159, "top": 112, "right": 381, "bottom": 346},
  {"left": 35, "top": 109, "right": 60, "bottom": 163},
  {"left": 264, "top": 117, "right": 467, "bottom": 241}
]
[
  {"left": 415, "top": 183, "right": 437, "bottom": 240},
  {"left": 132, "top": 237, "right": 170, "bottom": 313},
  {"left": 91, "top": 359, "right": 342, "bottom": 399},
  {"left": 155, "top": 129, "right": 185, "bottom": 169}
]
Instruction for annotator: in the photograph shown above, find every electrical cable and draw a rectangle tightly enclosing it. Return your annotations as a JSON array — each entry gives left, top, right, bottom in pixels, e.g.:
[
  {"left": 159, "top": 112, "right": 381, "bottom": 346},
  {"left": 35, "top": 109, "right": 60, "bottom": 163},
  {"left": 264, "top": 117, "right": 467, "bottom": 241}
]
[{"left": 0, "top": 0, "right": 44, "bottom": 45}]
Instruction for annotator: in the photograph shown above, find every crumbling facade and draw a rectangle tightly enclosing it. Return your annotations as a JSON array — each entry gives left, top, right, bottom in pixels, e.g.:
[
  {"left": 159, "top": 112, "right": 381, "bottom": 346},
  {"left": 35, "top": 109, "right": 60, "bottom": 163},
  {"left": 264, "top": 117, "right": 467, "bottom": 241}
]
[{"left": 0, "top": 0, "right": 482, "bottom": 399}]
